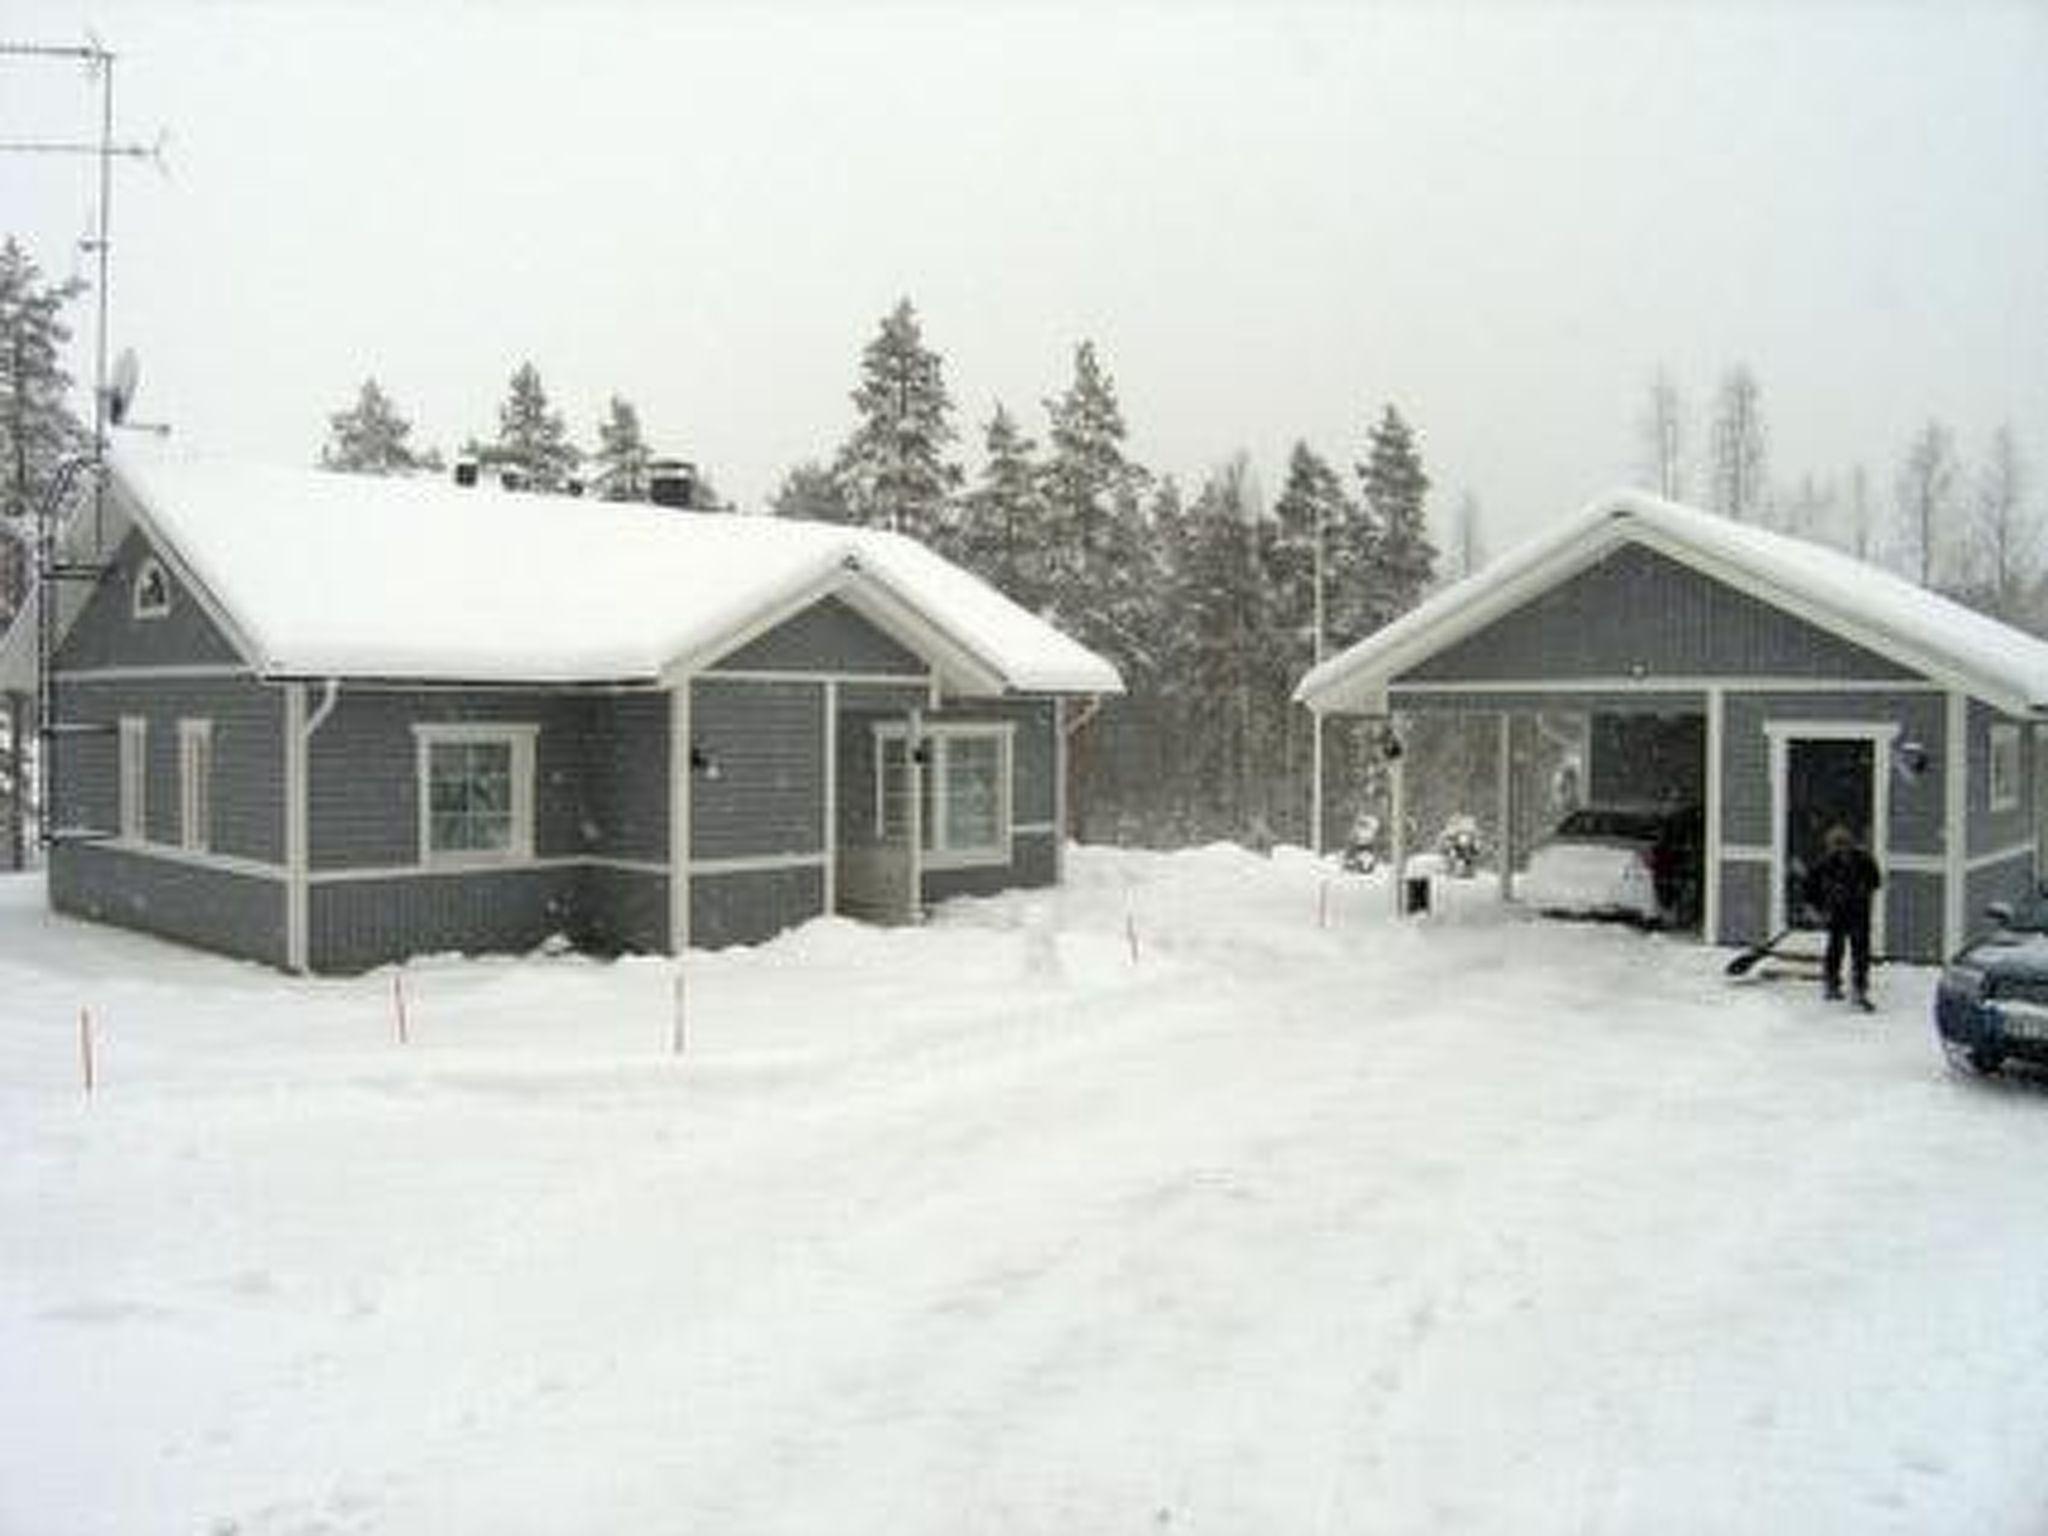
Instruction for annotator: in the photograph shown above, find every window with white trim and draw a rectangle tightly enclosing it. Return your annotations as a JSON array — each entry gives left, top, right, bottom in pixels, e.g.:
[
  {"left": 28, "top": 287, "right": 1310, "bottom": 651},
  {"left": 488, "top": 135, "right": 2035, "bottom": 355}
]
[
  {"left": 133, "top": 557, "right": 171, "bottom": 620},
  {"left": 118, "top": 716, "right": 148, "bottom": 841},
  {"left": 1989, "top": 722, "right": 2021, "bottom": 813},
  {"left": 414, "top": 723, "right": 537, "bottom": 866},
  {"left": 178, "top": 719, "right": 213, "bottom": 853},
  {"left": 874, "top": 722, "right": 1013, "bottom": 867}
]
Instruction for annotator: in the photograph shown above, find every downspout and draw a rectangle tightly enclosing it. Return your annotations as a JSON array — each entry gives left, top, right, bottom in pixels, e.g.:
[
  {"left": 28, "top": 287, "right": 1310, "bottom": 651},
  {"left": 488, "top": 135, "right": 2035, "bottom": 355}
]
[
  {"left": 286, "top": 678, "right": 340, "bottom": 974},
  {"left": 1062, "top": 694, "right": 1104, "bottom": 850}
]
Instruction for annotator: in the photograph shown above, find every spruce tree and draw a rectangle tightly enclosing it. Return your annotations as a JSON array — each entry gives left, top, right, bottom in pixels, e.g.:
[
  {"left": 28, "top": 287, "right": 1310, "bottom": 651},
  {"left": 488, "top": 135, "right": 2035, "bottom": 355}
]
[
  {"left": 952, "top": 403, "right": 1046, "bottom": 606},
  {"left": 481, "top": 362, "right": 580, "bottom": 493},
  {"left": 1357, "top": 404, "right": 1437, "bottom": 630},
  {"left": 0, "top": 238, "right": 87, "bottom": 622},
  {"left": 320, "top": 378, "right": 432, "bottom": 475},
  {"left": 1174, "top": 456, "right": 1270, "bottom": 836},
  {"left": 770, "top": 460, "right": 855, "bottom": 523},
  {"left": 593, "top": 394, "right": 653, "bottom": 502},
  {"left": 832, "top": 298, "right": 961, "bottom": 543},
  {"left": 1039, "top": 340, "right": 1151, "bottom": 652},
  {"left": 1267, "top": 442, "right": 1348, "bottom": 665}
]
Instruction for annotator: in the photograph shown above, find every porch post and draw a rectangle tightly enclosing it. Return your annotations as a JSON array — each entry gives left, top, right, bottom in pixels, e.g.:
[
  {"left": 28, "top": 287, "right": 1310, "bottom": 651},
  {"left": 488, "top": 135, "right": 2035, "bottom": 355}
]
[
  {"left": 821, "top": 680, "right": 838, "bottom": 917},
  {"left": 1389, "top": 715, "right": 1408, "bottom": 915},
  {"left": 1496, "top": 711, "right": 1513, "bottom": 903},
  {"left": 1704, "top": 685, "right": 1724, "bottom": 944},
  {"left": 1310, "top": 707, "right": 1325, "bottom": 856},
  {"left": 669, "top": 679, "right": 692, "bottom": 955},
  {"left": 1943, "top": 689, "right": 1968, "bottom": 957}
]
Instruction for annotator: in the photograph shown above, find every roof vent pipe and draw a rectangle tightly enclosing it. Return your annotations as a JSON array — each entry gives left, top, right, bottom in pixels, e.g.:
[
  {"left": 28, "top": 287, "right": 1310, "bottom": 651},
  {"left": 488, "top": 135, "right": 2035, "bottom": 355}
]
[{"left": 648, "top": 459, "right": 698, "bottom": 510}]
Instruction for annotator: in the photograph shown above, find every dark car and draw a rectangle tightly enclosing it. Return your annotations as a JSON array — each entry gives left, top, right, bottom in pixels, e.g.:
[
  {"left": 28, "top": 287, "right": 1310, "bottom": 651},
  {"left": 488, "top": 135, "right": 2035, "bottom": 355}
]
[
  {"left": 1934, "top": 888, "right": 2048, "bottom": 1076},
  {"left": 1518, "top": 802, "right": 1705, "bottom": 928}
]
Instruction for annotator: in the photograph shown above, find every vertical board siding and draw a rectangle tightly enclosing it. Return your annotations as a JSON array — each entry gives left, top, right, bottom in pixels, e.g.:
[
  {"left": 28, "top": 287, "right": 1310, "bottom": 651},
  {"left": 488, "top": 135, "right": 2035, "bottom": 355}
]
[
  {"left": 53, "top": 676, "right": 287, "bottom": 861},
  {"left": 714, "top": 595, "right": 927, "bottom": 675},
  {"left": 1717, "top": 860, "right": 1770, "bottom": 947},
  {"left": 924, "top": 830, "right": 1059, "bottom": 903},
  {"left": 691, "top": 865, "right": 826, "bottom": 949},
  {"left": 574, "top": 694, "right": 670, "bottom": 862},
  {"left": 1885, "top": 870, "right": 1946, "bottom": 962},
  {"left": 309, "top": 868, "right": 582, "bottom": 973},
  {"left": 690, "top": 679, "right": 826, "bottom": 860},
  {"left": 1403, "top": 544, "right": 1918, "bottom": 684},
  {"left": 51, "top": 844, "right": 287, "bottom": 966},
  {"left": 576, "top": 866, "right": 670, "bottom": 955},
  {"left": 53, "top": 528, "right": 245, "bottom": 672}
]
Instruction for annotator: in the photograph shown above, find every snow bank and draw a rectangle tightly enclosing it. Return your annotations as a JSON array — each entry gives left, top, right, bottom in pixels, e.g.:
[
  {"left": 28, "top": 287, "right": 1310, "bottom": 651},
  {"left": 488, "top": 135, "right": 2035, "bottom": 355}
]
[{"left": 4, "top": 852, "right": 2045, "bottom": 1535}]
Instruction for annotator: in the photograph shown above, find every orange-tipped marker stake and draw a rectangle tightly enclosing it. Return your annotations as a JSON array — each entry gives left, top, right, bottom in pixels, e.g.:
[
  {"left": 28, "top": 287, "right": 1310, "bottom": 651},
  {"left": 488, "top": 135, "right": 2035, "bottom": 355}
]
[
  {"left": 671, "top": 966, "right": 687, "bottom": 1056},
  {"left": 79, "top": 1007, "right": 95, "bottom": 1097},
  {"left": 392, "top": 971, "right": 410, "bottom": 1046},
  {"left": 1125, "top": 909, "right": 1140, "bottom": 965}
]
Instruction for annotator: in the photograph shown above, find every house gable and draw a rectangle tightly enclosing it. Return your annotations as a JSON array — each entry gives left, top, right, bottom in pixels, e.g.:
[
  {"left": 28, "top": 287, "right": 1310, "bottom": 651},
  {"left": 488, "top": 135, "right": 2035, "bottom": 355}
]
[
  {"left": 1400, "top": 542, "right": 1921, "bottom": 687},
  {"left": 709, "top": 593, "right": 928, "bottom": 678},
  {"left": 53, "top": 527, "right": 246, "bottom": 673}
]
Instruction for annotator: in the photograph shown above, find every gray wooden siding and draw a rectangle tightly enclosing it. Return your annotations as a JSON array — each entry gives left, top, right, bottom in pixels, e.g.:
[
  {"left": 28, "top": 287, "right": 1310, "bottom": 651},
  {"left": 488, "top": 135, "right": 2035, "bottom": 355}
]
[
  {"left": 1403, "top": 544, "right": 1918, "bottom": 685},
  {"left": 1719, "top": 691, "right": 1947, "bottom": 856},
  {"left": 925, "top": 829, "right": 1058, "bottom": 903},
  {"left": 691, "top": 679, "right": 825, "bottom": 859},
  {"left": 578, "top": 866, "right": 670, "bottom": 955},
  {"left": 1588, "top": 713, "right": 1705, "bottom": 805},
  {"left": 1965, "top": 699, "right": 2034, "bottom": 858},
  {"left": 1886, "top": 871, "right": 1945, "bottom": 962},
  {"left": 53, "top": 675, "right": 287, "bottom": 861},
  {"left": 51, "top": 844, "right": 287, "bottom": 966},
  {"left": 692, "top": 865, "right": 825, "bottom": 949},
  {"left": 308, "top": 688, "right": 663, "bottom": 870},
  {"left": 310, "top": 867, "right": 583, "bottom": 972},
  {"left": 1716, "top": 860, "right": 1770, "bottom": 947},
  {"left": 54, "top": 528, "right": 244, "bottom": 672},
  {"left": 715, "top": 595, "right": 926, "bottom": 676},
  {"left": 1395, "top": 687, "right": 1707, "bottom": 717},
  {"left": 1965, "top": 851, "right": 2036, "bottom": 943}
]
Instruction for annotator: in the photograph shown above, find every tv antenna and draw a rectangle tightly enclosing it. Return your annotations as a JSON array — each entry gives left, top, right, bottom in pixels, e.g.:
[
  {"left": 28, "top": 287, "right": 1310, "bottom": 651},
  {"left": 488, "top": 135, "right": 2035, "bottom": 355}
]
[{"left": 1, "top": 37, "right": 170, "bottom": 530}]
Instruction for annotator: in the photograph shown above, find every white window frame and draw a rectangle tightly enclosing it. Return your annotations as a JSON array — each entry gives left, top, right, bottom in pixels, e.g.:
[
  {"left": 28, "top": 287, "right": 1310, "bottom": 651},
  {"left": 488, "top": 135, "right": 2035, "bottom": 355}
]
[
  {"left": 118, "top": 716, "right": 148, "bottom": 842},
  {"left": 412, "top": 723, "right": 538, "bottom": 869},
  {"left": 178, "top": 719, "right": 214, "bottom": 853},
  {"left": 1989, "top": 721, "right": 2021, "bottom": 814},
  {"left": 873, "top": 721, "right": 1014, "bottom": 870},
  {"left": 132, "top": 557, "right": 172, "bottom": 620}
]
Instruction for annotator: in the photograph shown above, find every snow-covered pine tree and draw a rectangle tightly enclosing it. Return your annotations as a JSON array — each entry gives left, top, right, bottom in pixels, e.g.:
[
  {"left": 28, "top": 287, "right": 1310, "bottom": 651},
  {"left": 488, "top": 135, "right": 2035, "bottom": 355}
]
[
  {"left": 0, "top": 237, "right": 87, "bottom": 622},
  {"left": 832, "top": 298, "right": 961, "bottom": 543},
  {"left": 320, "top": 378, "right": 433, "bottom": 476},
  {"left": 951, "top": 403, "right": 1046, "bottom": 607},
  {"left": 1706, "top": 365, "right": 1770, "bottom": 523},
  {"left": 593, "top": 395, "right": 653, "bottom": 502},
  {"left": 1262, "top": 444, "right": 1350, "bottom": 842},
  {"left": 483, "top": 362, "right": 580, "bottom": 493},
  {"left": 1356, "top": 404, "right": 1437, "bottom": 632},
  {"left": 1038, "top": 341, "right": 1152, "bottom": 651},
  {"left": 770, "top": 460, "right": 855, "bottom": 523},
  {"left": 1173, "top": 455, "right": 1272, "bottom": 838}
]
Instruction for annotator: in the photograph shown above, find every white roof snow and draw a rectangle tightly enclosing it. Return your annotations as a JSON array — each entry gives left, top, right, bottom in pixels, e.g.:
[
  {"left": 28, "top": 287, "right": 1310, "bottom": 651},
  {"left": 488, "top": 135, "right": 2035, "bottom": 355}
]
[
  {"left": 1297, "top": 488, "right": 2048, "bottom": 717},
  {"left": 56, "top": 449, "right": 1121, "bottom": 694}
]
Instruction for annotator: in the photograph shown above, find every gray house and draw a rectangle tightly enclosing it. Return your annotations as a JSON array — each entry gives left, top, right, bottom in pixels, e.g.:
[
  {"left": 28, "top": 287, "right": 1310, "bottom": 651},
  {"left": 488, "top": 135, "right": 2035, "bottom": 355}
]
[
  {"left": 0, "top": 451, "right": 1120, "bottom": 973},
  {"left": 1296, "top": 491, "right": 2048, "bottom": 962}
]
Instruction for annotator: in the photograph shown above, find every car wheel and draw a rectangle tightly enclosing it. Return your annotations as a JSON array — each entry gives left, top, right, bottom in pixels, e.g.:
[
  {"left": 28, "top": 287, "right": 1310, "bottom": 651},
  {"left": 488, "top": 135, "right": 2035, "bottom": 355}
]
[{"left": 1942, "top": 1037, "right": 2005, "bottom": 1076}]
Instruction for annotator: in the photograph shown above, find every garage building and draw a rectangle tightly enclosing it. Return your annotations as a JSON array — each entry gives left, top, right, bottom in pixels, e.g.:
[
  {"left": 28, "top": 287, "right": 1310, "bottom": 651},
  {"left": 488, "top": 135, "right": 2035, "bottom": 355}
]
[{"left": 1295, "top": 491, "right": 2048, "bottom": 962}]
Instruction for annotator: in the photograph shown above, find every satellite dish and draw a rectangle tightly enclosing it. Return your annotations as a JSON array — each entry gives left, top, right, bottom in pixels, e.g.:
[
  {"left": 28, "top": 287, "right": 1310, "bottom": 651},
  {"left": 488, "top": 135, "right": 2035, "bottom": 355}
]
[{"left": 105, "top": 348, "right": 140, "bottom": 426}]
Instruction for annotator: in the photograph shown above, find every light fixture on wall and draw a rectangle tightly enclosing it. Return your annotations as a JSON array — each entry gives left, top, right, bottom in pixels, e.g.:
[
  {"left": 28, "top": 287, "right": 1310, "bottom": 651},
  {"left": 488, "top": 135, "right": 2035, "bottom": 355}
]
[
  {"left": 1892, "top": 740, "right": 1930, "bottom": 782},
  {"left": 689, "top": 743, "right": 722, "bottom": 781}
]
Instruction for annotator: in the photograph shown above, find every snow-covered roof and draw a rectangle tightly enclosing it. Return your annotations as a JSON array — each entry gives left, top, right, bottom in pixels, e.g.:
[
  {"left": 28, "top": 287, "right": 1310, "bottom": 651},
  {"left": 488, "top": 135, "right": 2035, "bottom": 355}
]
[
  {"left": 13, "top": 449, "right": 1121, "bottom": 694},
  {"left": 1297, "top": 488, "right": 2048, "bottom": 717}
]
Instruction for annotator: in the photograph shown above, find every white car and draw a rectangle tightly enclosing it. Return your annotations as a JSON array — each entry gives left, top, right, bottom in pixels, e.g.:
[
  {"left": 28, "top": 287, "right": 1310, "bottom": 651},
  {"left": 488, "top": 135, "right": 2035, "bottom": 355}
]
[{"left": 1519, "top": 804, "right": 1703, "bottom": 927}]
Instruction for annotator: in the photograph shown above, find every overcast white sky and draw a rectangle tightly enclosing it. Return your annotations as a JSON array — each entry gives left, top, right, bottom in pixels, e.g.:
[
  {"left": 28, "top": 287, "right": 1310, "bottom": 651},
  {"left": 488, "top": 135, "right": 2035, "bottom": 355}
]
[{"left": 4, "top": 0, "right": 2044, "bottom": 550}]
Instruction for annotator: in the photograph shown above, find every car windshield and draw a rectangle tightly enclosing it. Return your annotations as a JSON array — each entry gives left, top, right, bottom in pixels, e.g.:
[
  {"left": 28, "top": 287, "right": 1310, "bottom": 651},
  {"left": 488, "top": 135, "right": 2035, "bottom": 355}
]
[{"left": 1555, "top": 809, "right": 1665, "bottom": 841}]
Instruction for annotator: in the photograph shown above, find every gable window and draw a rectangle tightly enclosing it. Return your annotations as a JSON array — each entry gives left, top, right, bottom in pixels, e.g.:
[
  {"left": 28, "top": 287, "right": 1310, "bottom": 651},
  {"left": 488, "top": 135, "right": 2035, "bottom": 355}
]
[
  {"left": 133, "top": 558, "right": 171, "bottom": 620},
  {"left": 1989, "top": 722, "right": 2021, "bottom": 813},
  {"left": 178, "top": 720, "right": 213, "bottom": 853},
  {"left": 414, "top": 723, "right": 537, "bottom": 866},
  {"left": 118, "top": 716, "right": 148, "bottom": 841},
  {"left": 874, "top": 722, "right": 1013, "bottom": 868}
]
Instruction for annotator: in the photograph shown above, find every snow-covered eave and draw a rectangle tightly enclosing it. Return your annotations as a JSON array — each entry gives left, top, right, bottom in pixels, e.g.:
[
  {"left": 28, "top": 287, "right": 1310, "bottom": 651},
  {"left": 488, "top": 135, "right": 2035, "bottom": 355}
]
[{"left": 1297, "top": 489, "right": 2048, "bottom": 720}]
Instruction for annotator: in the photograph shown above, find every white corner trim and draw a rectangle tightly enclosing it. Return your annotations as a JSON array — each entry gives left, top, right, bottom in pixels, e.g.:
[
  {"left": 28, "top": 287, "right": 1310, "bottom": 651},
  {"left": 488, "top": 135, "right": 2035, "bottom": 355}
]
[
  {"left": 822, "top": 679, "right": 839, "bottom": 916},
  {"left": 285, "top": 683, "right": 309, "bottom": 971},
  {"left": 1703, "top": 685, "right": 1724, "bottom": 941},
  {"left": 670, "top": 681, "right": 691, "bottom": 954},
  {"left": 1944, "top": 691, "right": 1969, "bottom": 956},
  {"left": 55, "top": 663, "right": 253, "bottom": 683},
  {"left": 89, "top": 837, "right": 286, "bottom": 882}
]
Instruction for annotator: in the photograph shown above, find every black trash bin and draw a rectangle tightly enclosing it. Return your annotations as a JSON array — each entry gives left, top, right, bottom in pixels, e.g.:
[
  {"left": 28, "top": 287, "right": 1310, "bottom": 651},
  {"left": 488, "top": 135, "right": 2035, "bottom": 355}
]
[{"left": 1402, "top": 874, "right": 1432, "bottom": 915}]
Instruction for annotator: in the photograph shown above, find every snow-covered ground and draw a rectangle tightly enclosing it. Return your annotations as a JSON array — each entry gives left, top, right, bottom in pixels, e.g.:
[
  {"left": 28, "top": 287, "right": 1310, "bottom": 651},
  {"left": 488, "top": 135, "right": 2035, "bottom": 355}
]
[{"left": 4, "top": 848, "right": 2046, "bottom": 1536}]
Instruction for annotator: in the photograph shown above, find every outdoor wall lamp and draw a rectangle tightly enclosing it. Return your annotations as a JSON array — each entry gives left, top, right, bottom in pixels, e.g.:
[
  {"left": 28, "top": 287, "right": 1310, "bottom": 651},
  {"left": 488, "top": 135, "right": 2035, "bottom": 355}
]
[{"left": 690, "top": 743, "right": 722, "bottom": 780}]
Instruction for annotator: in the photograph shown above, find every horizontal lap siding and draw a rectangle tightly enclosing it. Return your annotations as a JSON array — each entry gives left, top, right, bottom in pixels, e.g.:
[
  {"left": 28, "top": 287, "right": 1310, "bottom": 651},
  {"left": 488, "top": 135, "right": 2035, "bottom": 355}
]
[
  {"left": 578, "top": 866, "right": 669, "bottom": 954},
  {"left": 1966, "top": 699, "right": 2034, "bottom": 860},
  {"left": 1886, "top": 871, "right": 1945, "bottom": 962},
  {"left": 55, "top": 527, "right": 244, "bottom": 671},
  {"left": 925, "top": 830, "right": 1058, "bottom": 903},
  {"left": 1717, "top": 860, "right": 1770, "bottom": 947},
  {"left": 692, "top": 866, "right": 825, "bottom": 949},
  {"left": 1404, "top": 544, "right": 1917, "bottom": 684},
  {"left": 51, "top": 843, "right": 286, "bottom": 966},
  {"left": 716, "top": 596, "right": 927, "bottom": 675},
  {"left": 1965, "top": 853, "right": 2035, "bottom": 944},
  {"left": 691, "top": 680, "right": 825, "bottom": 861},
  {"left": 579, "top": 695, "right": 669, "bottom": 862}
]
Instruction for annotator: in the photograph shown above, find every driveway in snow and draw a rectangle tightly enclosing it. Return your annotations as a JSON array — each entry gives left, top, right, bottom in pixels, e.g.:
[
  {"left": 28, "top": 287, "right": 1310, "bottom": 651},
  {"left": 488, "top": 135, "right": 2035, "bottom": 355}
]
[{"left": 3, "top": 849, "right": 2045, "bottom": 1535}]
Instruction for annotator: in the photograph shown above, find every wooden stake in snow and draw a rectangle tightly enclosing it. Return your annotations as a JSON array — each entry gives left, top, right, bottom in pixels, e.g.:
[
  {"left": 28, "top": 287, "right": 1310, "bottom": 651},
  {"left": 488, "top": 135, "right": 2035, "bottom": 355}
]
[
  {"left": 1125, "top": 907, "right": 1140, "bottom": 965},
  {"left": 1318, "top": 878, "right": 1332, "bottom": 930},
  {"left": 78, "top": 1007, "right": 95, "bottom": 1097},
  {"left": 392, "top": 970, "right": 410, "bottom": 1046},
  {"left": 670, "top": 963, "right": 687, "bottom": 1057}
]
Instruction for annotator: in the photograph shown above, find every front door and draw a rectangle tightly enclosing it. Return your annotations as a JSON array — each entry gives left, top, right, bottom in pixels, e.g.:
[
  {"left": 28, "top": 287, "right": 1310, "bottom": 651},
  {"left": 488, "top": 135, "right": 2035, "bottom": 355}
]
[{"left": 1777, "top": 735, "right": 1878, "bottom": 939}]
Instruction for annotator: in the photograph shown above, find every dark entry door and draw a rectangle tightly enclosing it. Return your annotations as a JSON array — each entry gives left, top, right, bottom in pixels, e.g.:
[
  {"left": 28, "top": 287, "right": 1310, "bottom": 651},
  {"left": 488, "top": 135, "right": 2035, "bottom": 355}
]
[{"left": 1784, "top": 738, "right": 1874, "bottom": 929}]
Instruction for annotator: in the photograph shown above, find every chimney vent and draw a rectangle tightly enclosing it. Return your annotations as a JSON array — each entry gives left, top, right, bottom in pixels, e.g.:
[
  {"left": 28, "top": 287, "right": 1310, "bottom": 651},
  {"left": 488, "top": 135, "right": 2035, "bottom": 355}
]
[
  {"left": 453, "top": 458, "right": 480, "bottom": 488},
  {"left": 648, "top": 458, "right": 699, "bottom": 510}
]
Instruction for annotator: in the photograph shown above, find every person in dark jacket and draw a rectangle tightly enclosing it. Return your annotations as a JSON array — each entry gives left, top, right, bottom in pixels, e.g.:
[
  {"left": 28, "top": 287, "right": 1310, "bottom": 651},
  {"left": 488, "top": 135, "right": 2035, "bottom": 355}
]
[{"left": 1805, "top": 823, "right": 1883, "bottom": 1008}]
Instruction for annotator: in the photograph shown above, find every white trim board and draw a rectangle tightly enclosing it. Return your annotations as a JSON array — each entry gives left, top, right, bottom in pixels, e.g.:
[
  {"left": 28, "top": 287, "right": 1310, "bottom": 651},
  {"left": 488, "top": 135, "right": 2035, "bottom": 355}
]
[
  {"left": 55, "top": 664, "right": 254, "bottom": 683},
  {"left": 83, "top": 837, "right": 286, "bottom": 883},
  {"left": 700, "top": 668, "right": 935, "bottom": 688},
  {"left": 1391, "top": 677, "right": 1939, "bottom": 697},
  {"left": 690, "top": 852, "right": 827, "bottom": 876},
  {"left": 308, "top": 855, "right": 669, "bottom": 886},
  {"left": 1966, "top": 841, "right": 2036, "bottom": 873},
  {"left": 1766, "top": 721, "right": 1897, "bottom": 954}
]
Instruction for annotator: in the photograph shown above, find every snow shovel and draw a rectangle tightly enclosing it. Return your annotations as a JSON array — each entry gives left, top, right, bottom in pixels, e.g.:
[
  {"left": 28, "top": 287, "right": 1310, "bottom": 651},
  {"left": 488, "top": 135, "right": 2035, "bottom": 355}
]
[{"left": 1724, "top": 927, "right": 1796, "bottom": 977}]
